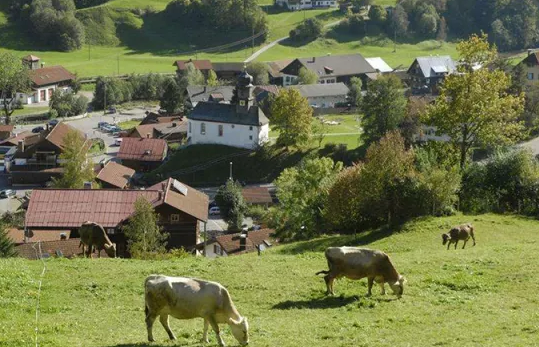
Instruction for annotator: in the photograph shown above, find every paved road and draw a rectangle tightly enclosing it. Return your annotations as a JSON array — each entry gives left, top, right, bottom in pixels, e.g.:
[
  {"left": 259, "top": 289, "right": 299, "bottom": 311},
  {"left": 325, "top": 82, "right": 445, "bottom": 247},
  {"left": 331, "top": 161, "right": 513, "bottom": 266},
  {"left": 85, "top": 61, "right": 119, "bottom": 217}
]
[{"left": 15, "top": 107, "right": 156, "bottom": 163}]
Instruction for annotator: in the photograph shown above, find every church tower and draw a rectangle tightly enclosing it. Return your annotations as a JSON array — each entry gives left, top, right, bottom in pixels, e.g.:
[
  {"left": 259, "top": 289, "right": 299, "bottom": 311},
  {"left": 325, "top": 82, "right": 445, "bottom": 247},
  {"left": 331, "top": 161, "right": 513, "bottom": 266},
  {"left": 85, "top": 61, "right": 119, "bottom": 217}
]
[{"left": 236, "top": 70, "right": 254, "bottom": 115}]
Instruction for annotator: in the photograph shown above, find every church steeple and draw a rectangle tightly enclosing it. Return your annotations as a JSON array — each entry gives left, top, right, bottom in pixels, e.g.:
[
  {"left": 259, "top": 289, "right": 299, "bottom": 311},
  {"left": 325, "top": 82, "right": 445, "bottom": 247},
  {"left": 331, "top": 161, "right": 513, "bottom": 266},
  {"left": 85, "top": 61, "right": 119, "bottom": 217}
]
[{"left": 236, "top": 68, "right": 254, "bottom": 115}]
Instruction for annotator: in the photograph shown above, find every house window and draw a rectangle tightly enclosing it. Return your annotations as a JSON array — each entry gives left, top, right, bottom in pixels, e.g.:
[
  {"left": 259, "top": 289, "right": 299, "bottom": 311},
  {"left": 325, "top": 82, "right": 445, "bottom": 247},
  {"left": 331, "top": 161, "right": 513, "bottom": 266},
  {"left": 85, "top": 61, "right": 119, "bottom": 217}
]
[
  {"left": 249, "top": 135, "right": 253, "bottom": 140},
  {"left": 249, "top": 126, "right": 253, "bottom": 131},
  {"left": 40, "top": 90, "right": 46, "bottom": 101},
  {"left": 171, "top": 214, "right": 180, "bottom": 223},
  {"left": 214, "top": 244, "right": 222, "bottom": 255},
  {"left": 528, "top": 73, "right": 535, "bottom": 80},
  {"left": 201, "top": 122, "right": 206, "bottom": 135},
  {"left": 107, "top": 228, "right": 115, "bottom": 235},
  {"left": 218, "top": 124, "right": 223, "bottom": 137},
  {"left": 189, "top": 122, "right": 191, "bottom": 133}
]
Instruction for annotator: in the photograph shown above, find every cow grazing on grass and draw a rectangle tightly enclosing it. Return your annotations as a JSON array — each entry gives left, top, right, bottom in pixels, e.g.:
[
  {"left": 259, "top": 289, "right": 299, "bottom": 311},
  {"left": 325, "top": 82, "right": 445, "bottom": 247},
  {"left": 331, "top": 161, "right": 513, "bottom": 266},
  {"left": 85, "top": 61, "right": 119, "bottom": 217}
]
[
  {"left": 79, "top": 221, "right": 116, "bottom": 258},
  {"left": 316, "top": 247, "right": 405, "bottom": 298},
  {"left": 144, "top": 275, "right": 249, "bottom": 347},
  {"left": 442, "top": 224, "right": 476, "bottom": 250}
]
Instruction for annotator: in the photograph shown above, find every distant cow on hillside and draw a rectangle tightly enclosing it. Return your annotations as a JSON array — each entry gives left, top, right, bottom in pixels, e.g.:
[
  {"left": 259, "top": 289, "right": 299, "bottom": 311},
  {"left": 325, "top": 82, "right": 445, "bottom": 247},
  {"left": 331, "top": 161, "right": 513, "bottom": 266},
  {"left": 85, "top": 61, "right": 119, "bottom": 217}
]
[
  {"left": 79, "top": 221, "right": 116, "bottom": 258},
  {"left": 144, "top": 275, "right": 249, "bottom": 346},
  {"left": 316, "top": 247, "right": 405, "bottom": 298},
  {"left": 442, "top": 223, "right": 476, "bottom": 250}
]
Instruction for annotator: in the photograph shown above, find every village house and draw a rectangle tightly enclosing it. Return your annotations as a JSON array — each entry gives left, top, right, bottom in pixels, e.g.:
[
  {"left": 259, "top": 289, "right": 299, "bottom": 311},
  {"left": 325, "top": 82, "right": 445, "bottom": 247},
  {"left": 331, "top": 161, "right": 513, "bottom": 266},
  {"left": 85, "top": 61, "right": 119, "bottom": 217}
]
[
  {"left": 274, "top": 0, "right": 338, "bottom": 10},
  {"left": 407, "top": 56, "right": 456, "bottom": 95},
  {"left": 0, "top": 125, "right": 14, "bottom": 141},
  {"left": 117, "top": 137, "right": 168, "bottom": 172},
  {"left": 173, "top": 59, "right": 245, "bottom": 81},
  {"left": 518, "top": 49, "right": 539, "bottom": 88},
  {"left": 16, "top": 55, "right": 76, "bottom": 105},
  {"left": 279, "top": 54, "right": 377, "bottom": 86},
  {"left": 268, "top": 59, "right": 293, "bottom": 85},
  {"left": 127, "top": 121, "right": 187, "bottom": 143},
  {"left": 185, "top": 86, "right": 236, "bottom": 109},
  {"left": 288, "top": 82, "right": 350, "bottom": 108},
  {"left": 24, "top": 178, "right": 209, "bottom": 257},
  {"left": 140, "top": 112, "right": 183, "bottom": 125},
  {"left": 95, "top": 161, "right": 136, "bottom": 189},
  {"left": 202, "top": 229, "right": 276, "bottom": 258},
  {"left": 188, "top": 71, "right": 269, "bottom": 149},
  {"left": 173, "top": 59, "right": 213, "bottom": 78},
  {"left": 8, "top": 122, "right": 89, "bottom": 185}
]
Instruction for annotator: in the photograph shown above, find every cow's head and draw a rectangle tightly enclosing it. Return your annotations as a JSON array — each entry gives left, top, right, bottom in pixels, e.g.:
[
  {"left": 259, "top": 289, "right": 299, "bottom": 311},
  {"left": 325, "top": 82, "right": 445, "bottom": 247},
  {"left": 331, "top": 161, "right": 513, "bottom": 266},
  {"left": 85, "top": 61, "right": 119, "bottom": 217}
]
[
  {"left": 229, "top": 316, "right": 249, "bottom": 346},
  {"left": 389, "top": 275, "right": 405, "bottom": 298},
  {"left": 104, "top": 243, "right": 117, "bottom": 258},
  {"left": 442, "top": 233, "right": 450, "bottom": 245}
]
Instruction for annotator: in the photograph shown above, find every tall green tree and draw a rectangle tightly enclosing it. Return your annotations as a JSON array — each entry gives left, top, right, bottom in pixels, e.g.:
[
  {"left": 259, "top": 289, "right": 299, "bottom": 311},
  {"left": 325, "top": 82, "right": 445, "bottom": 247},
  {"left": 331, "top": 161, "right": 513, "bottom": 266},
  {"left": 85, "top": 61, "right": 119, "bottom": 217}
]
[
  {"left": 297, "top": 67, "right": 318, "bottom": 85},
  {"left": 160, "top": 78, "right": 183, "bottom": 114},
  {"left": 362, "top": 74, "right": 407, "bottom": 145},
  {"left": 270, "top": 157, "right": 343, "bottom": 241},
  {"left": 0, "top": 223, "right": 17, "bottom": 258},
  {"left": 270, "top": 89, "right": 313, "bottom": 148},
  {"left": 246, "top": 62, "right": 270, "bottom": 85},
  {"left": 52, "top": 130, "right": 95, "bottom": 188},
  {"left": 424, "top": 34, "right": 525, "bottom": 169},
  {"left": 348, "top": 76, "right": 363, "bottom": 107},
  {"left": 215, "top": 180, "right": 247, "bottom": 232},
  {"left": 0, "top": 53, "right": 32, "bottom": 125},
  {"left": 179, "top": 62, "right": 205, "bottom": 87},
  {"left": 206, "top": 70, "right": 220, "bottom": 87},
  {"left": 123, "top": 196, "right": 168, "bottom": 257}
]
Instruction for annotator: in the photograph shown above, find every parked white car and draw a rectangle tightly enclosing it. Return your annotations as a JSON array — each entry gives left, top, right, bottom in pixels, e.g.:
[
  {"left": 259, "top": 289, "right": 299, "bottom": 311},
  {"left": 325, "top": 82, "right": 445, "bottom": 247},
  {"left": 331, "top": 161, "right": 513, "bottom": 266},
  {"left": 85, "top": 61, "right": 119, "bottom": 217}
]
[{"left": 209, "top": 206, "right": 221, "bottom": 215}]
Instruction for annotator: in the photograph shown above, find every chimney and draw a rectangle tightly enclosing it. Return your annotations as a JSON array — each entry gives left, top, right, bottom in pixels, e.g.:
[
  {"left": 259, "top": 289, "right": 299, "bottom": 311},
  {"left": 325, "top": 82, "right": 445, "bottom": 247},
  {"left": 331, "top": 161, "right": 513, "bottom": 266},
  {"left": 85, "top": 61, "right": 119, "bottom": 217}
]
[
  {"left": 17, "top": 139, "right": 24, "bottom": 153},
  {"left": 83, "top": 181, "right": 92, "bottom": 189},
  {"left": 146, "top": 133, "right": 151, "bottom": 139}
]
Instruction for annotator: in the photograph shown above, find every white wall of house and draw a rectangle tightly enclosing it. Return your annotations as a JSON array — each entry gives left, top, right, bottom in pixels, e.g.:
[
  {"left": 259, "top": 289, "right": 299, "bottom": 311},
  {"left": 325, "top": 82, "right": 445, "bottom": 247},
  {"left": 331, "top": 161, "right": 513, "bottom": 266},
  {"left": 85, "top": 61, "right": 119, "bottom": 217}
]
[
  {"left": 188, "top": 119, "right": 269, "bottom": 149},
  {"left": 276, "top": 0, "right": 336, "bottom": 10},
  {"left": 306, "top": 94, "right": 347, "bottom": 108},
  {"left": 204, "top": 242, "right": 228, "bottom": 258}
]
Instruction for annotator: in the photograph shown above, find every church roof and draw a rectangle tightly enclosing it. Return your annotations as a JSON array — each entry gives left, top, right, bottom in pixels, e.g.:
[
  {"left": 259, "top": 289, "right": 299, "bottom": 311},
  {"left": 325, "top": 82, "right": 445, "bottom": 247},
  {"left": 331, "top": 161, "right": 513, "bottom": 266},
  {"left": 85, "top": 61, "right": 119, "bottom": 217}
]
[{"left": 189, "top": 103, "right": 269, "bottom": 126}]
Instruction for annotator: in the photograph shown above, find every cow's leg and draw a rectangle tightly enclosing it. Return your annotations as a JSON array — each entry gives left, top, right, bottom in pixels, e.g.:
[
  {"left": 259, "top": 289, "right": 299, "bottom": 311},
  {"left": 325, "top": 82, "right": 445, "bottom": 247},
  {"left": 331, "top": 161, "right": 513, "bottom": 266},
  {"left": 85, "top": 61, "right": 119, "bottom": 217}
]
[
  {"left": 367, "top": 277, "right": 374, "bottom": 296},
  {"left": 97, "top": 248, "right": 102, "bottom": 258},
  {"left": 454, "top": 240, "right": 458, "bottom": 250},
  {"left": 159, "top": 314, "right": 176, "bottom": 340},
  {"left": 202, "top": 319, "right": 209, "bottom": 343},
  {"left": 462, "top": 239, "right": 468, "bottom": 249},
  {"left": 446, "top": 241, "right": 450, "bottom": 250},
  {"left": 378, "top": 282, "right": 386, "bottom": 295},
  {"left": 145, "top": 309, "right": 157, "bottom": 342},
  {"left": 324, "top": 274, "right": 335, "bottom": 295},
  {"left": 208, "top": 316, "right": 225, "bottom": 347}
]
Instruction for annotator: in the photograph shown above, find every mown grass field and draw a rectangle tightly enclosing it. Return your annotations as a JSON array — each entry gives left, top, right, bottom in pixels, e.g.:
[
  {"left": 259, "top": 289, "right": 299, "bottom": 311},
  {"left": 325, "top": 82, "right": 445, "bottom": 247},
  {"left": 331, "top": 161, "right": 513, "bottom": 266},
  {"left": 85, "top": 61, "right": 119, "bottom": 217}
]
[{"left": 1, "top": 214, "right": 538, "bottom": 346}]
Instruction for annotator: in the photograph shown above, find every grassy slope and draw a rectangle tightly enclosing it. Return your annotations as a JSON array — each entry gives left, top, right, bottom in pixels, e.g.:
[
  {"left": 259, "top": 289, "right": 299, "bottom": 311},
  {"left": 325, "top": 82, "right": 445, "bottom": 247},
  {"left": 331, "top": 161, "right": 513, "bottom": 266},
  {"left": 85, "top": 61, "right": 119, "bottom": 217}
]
[{"left": 1, "top": 214, "right": 539, "bottom": 346}]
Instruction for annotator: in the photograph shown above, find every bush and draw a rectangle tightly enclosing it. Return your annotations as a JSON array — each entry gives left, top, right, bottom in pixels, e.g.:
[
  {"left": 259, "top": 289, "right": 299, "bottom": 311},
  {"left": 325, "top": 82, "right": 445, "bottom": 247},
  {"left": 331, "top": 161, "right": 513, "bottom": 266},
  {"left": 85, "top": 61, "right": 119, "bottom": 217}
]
[
  {"left": 289, "top": 18, "right": 323, "bottom": 42},
  {"left": 49, "top": 90, "right": 88, "bottom": 118}
]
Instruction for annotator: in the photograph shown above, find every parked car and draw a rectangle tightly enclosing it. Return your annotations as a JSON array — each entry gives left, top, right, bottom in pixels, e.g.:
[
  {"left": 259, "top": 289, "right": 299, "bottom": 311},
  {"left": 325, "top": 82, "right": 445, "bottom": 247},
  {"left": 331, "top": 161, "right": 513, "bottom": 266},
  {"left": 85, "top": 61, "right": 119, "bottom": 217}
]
[
  {"left": 98, "top": 122, "right": 110, "bottom": 129},
  {"left": 0, "top": 189, "right": 16, "bottom": 198},
  {"left": 209, "top": 206, "right": 221, "bottom": 215},
  {"left": 32, "top": 126, "right": 44, "bottom": 133},
  {"left": 114, "top": 138, "right": 123, "bottom": 146},
  {"left": 106, "top": 106, "right": 117, "bottom": 114},
  {"left": 48, "top": 119, "right": 59, "bottom": 126},
  {"left": 101, "top": 124, "right": 113, "bottom": 133},
  {"left": 109, "top": 125, "right": 121, "bottom": 132}
]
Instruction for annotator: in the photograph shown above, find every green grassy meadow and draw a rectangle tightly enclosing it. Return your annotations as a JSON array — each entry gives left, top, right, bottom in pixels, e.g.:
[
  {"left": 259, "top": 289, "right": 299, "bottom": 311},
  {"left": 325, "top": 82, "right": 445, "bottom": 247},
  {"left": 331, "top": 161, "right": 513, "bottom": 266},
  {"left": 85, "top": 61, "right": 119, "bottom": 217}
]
[{"left": 1, "top": 214, "right": 539, "bottom": 346}]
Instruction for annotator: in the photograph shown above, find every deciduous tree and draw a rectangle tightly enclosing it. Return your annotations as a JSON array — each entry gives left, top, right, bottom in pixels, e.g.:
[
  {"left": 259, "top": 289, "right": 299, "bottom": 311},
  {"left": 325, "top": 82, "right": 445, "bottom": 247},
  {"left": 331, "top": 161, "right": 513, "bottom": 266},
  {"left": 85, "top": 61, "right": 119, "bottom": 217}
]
[
  {"left": 297, "top": 67, "right": 318, "bottom": 85},
  {"left": 206, "top": 70, "right": 220, "bottom": 87},
  {"left": 348, "top": 76, "right": 363, "bottom": 107},
  {"left": 424, "top": 34, "right": 525, "bottom": 169},
  {"left": 362, "top": 74, "right": 407, "bottom": 145},
  {"left": 0, "top": 52, "right": 32, "bottom": 125},
  {"left": 160, "top": 78, "right": 183, "bottom": 114},
  {"left": 270, "top": 89, "right": 313, "bottom": 148},
  {"left": 123, "top": 196, "right": 168, "bottom": 257},
  {"left": 52, "top": 130, "right": 94, "bottom": 188},
  {"left": 215, "top": 180, "right": 248, "bottom": 232},
  {"left": 246, "top": 62, "right": 270, "bottom": 85}
]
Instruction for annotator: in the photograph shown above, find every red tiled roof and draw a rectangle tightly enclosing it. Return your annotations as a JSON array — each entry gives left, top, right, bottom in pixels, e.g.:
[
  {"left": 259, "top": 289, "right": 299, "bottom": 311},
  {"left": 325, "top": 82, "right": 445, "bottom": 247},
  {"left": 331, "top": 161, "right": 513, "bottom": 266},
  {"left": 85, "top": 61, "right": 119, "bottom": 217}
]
[
  {"left": 15, "top": 238, "right": 101, "bottom": 260},
  {"left": 174, "top": 59, "right": 213, "bottom": 71},
  {"left": 45, "top": 122, "right": 87, "bottom": 151},
  {"left": 118, "top": 138, "right": 167, "bottom": 162},
  {"left": 242, "top": 187, "right": 273, "bottom": 204},
  {"left": 131, "top": 124, "right": 158, "bottom": 139},
  {"left": 0, "top": 125, "right": 14, "bottom": 133},
  {"left": 214, "top": 229, "right": 276, "bottom": 255},
  {"left": 26, "top": 189, "right": 162, "bottom": 228},
  {"left": 96, "top": 161, "right": 136, "bottom": 189},
  {"left": 0, "top": 131, "right": 35, "bottom": 146},
  {"left": 29, "top": 65, "right": 75, "bottom": 87},
  {"left": 149, "top": 178, "right": 209, "bottom": 222}
]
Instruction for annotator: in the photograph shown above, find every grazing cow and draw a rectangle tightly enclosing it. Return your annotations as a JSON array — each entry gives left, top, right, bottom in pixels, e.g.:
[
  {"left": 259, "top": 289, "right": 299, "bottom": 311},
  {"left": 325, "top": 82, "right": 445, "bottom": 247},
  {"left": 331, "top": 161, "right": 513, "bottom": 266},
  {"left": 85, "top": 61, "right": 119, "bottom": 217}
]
[
  {"left": 79, "top": 221, "right": 116, "bottom": 258},
  {"left": 442, "top": 223, "right": 476, "bottom": 250},
  {"left": 316, "top": 247, "right": 405, "bottom": 298},
  {"left": 144, "top": 275, "right": 249, "bottom": 347}
]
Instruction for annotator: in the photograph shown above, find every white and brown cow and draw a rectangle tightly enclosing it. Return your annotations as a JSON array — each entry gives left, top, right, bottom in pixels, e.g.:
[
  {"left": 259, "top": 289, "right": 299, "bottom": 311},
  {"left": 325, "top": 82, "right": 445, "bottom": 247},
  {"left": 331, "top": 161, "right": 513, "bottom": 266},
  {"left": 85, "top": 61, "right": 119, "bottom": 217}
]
[
  {"left": 144, "top": 275, "right": 249, "bottom": 347},
  {"left": 442, "top": 223, "right": 476, "bottom": 250},
  {"left": 317, "top": 247, "right": 405, "bottom": 298},
  {"left": 79, "top": 221, "right": 116, "bottom": 258}
]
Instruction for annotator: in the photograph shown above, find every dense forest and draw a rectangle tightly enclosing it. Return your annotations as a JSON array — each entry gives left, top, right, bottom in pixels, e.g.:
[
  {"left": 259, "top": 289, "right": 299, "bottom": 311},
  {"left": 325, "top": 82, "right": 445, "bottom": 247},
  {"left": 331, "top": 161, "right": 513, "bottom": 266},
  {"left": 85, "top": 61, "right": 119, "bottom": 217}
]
[{"left": 339, "top": 0, "right": 539, "bottom": 51}]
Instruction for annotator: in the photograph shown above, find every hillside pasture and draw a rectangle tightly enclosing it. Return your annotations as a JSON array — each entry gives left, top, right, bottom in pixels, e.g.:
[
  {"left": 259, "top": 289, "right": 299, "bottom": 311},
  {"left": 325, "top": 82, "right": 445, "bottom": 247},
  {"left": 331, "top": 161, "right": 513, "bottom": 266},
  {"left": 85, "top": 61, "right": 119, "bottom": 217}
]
[{"left": 0, "top": 214, "right": 538, "bottom": 346}]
